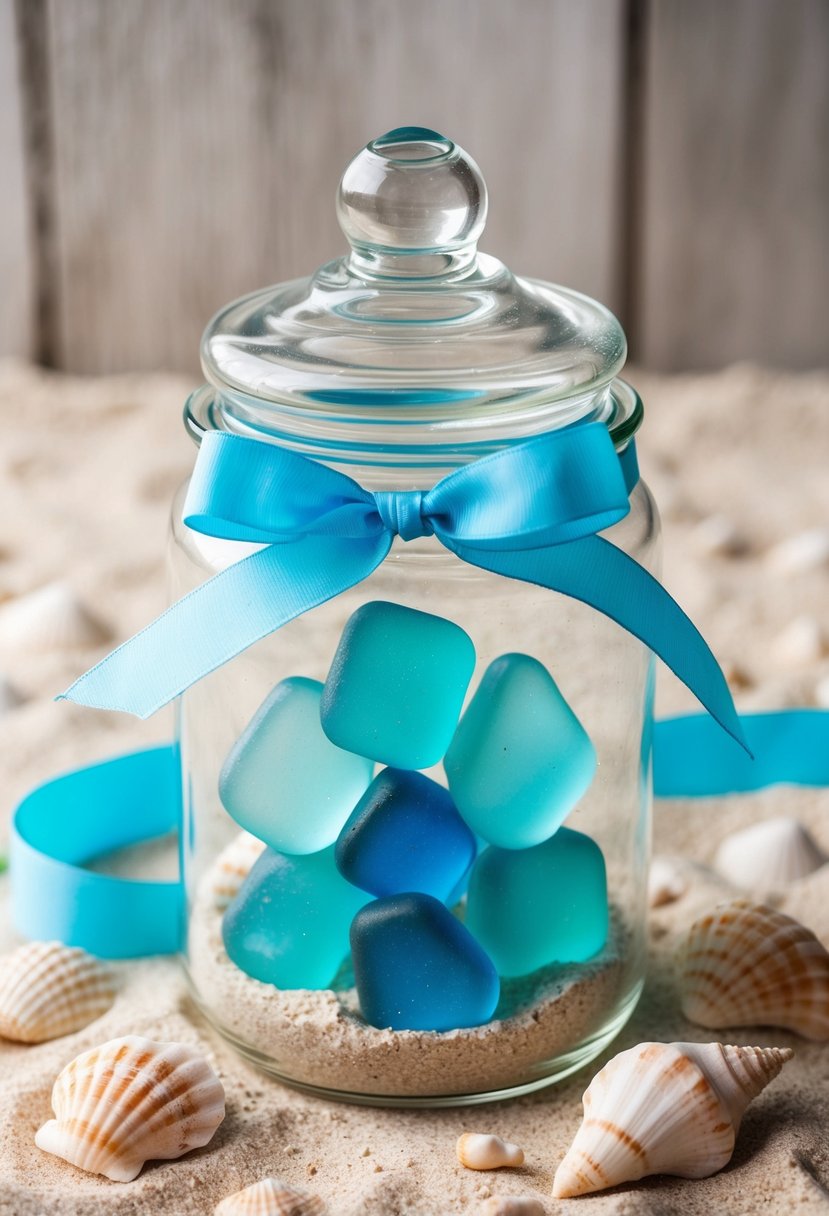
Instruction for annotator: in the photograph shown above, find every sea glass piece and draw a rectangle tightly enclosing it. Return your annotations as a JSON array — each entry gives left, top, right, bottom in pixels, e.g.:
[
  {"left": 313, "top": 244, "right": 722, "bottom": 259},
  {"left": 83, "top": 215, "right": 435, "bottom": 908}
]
[
  {"left": 335, "top": 767, "right": 477, "bottom": 901},
  {"left": 319, "top": 601, "right": 476, "bottom": 769},
  {"left": 444, "top": 653, "right": 596, "bottom": 849},
  {"left": 465, "top": 826, "right": 608, "bottom": 977},
  {"left": 222, "top": 845, "right": 370, "bottom": 989},
  {"left": 350, "top": 892, "right": 500, "bottom": 1031},
  {"left": 219, "top": 676, "right": 373, "bottom": 855}
]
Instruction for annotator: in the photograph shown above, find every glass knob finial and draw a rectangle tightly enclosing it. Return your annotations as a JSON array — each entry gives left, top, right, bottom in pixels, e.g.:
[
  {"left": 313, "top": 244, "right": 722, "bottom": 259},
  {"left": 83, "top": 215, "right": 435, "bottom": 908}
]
[{"left": 337, "top": 127, "right": 487, "bottom": 274}]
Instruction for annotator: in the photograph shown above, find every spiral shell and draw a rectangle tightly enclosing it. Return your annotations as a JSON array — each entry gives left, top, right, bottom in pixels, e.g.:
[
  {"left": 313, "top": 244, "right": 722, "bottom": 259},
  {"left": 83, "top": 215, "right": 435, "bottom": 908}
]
[
  {"left": 679, "top": 900, "right": 829, "bottom": 1040},
  {"left": 713, "top": 819, "right": 826, "bottom": 890},
  {"left": 0, "top": 942, "right": 116, "bottom": 1044},
  {"left": 35, "top": 1035, "right": 225, "bottom": 1181},
  {"left": 215, "top": 1178, "right": 326, "bottom": 1215},
  {"left": 212, "top": 830, "right": 267, "bottom": 909},
  {"left": 553, "top": 1040, "right": 792, "bottom": 1197}
]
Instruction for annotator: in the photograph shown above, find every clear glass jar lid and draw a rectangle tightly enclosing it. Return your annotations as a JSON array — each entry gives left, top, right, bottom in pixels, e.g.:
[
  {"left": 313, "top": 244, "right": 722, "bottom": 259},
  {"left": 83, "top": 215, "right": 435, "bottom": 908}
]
[{"left": 201, "top": 127, "right": 627, "bottom": 427}]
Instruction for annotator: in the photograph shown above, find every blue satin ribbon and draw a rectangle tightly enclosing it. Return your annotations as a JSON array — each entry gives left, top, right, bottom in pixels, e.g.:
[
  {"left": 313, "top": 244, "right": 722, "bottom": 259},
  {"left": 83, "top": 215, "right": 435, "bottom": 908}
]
[
  {"left": 9, "top": 711, "right": 829, "bottom": 958},
  {"left": 59, "top": 423, "right": 747, "bottom": 752}
]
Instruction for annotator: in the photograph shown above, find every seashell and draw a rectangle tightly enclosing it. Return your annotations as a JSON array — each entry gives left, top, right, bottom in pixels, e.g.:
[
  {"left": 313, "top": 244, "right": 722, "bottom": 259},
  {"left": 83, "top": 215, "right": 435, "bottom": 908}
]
[
  {"left": 0, "top": 582, "right": 109, "bottom": 653},
  {"left": 713, "top": 819, "right": 827, "bottom": 890},
  {"left": 0, "top": 673, "right": 24, "bottom": 712},
  {"left": 771, "top": 616, "right": 825, "bottom": 668},
  {"left": 215, "top": 1177, "right": 326, "bottom": 1215},
  {"left": 766, "top": 528, "right": 829, "bottom": 574},
  {"left": 679, "top": 900, "right": 829, "bottom": 1039},
  {"left": 690, "top": 515, "right": 747, "bottom": 558},
  {"left": 212, "top": 830, "right": 267, "bottom": 909},
  {"left": 648, "top": 857, "right": 688, "bottom": 908},
  {"left": 457, "top": 1133, "right": 525, "bottom": 1171},
  {"left": 480, "top": 1199, "right": 545, "bottom": 1216},
  {"left": 35, "top": 1034, "right": 225, "bottom": 1181},
  {"left": 552, "top": 1039, "right": 791, "bottom": 1197},
  {"left": 0, "top": 941, "right": 116, "bottom": 1043}
]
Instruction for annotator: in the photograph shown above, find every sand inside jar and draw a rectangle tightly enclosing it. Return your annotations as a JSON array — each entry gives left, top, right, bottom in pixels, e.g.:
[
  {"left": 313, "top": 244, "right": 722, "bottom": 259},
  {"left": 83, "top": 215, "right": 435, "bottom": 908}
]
[{"left": 186, "top": 835, "right": 632, "bottom": 1099}]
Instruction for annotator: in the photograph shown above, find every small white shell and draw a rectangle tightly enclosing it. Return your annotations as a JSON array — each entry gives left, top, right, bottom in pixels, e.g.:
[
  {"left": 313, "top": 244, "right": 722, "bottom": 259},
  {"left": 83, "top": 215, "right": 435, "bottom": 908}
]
[
  {"left": 0, "top": 582, "right": 109, "bottom": 653},
  {"left": 679, "top": 900, "right": 829, "bottom": 1040},
  {"left": 0, "top": 941, "right": 116, "bottom": 1043},
  {"left": 766, "top": 528, "right": 829, "bottom": 574},
  {"left": 213, "top": 830, "right": 267, "bottom": 909},
  {"left": 553, "top": 1040, "right": 791, "bottom": 1197},
  {"left": 215, "top": 1178, "right": 326, "bottom": 1215},
  {"left": 714, "top": 819, "right": 827, "bottom": 890},
  {"left": 457, "top": 1133, "right": 525, "bottom": 1170},
  {"left": 35, "top": 1034, "right": 225, "bottom": 1181},
  {"left": 771, "top": 617, "right": 825, "bottom": 668},
  {"left": 648, "top": 857, "right": 688, "bottom": 908},
  {"left": 480, "top": 1199, "right": 545, "bottom": 1216}
]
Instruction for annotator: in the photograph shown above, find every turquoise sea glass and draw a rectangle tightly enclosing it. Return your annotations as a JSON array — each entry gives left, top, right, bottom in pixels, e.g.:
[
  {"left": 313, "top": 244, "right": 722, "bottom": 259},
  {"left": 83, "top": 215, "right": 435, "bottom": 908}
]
[
  {"left": 222, "top": 845, "right": 370, "bottom": 989},
  {"left": 335, "top": 767, "right": 476, "bottom": 901},
  {"left": 219, "top": 676, "right": 373, "bottom": 855},
  {"left": 464, "top": 826, "right": 608, "bottom": 977},
  {"left": 320, "top": 601, "right": 476, "bottom": 769},
  {"left": 444, "top": 653, "right": 596, "bottom": 849},
  {"left": 350, "top": 892, "right": 500, "bottom": 1031}
]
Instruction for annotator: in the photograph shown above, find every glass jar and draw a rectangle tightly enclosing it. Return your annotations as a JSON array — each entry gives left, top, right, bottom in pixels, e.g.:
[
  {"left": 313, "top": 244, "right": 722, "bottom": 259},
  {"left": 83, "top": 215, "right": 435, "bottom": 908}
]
[{"left": 174, "top": 128, "right": 659, "bottom": 1106}]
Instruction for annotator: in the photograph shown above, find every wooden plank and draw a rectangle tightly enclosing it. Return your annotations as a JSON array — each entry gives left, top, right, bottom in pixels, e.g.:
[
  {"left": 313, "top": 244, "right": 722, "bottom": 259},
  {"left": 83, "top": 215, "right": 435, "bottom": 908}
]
[
  {"left": 638, "top": 0, "right": 829, "bottom": 370},
  {"left": 45, "top": 0, "right": 625, "bottom": 374},
  {"left": 0, "top": 0, "right": 33, "bottom": 359}
]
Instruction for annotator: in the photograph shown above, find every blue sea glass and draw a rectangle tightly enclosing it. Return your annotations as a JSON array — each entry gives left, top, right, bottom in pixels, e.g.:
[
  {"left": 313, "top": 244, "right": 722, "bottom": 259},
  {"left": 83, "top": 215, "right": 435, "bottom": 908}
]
[
  {"left": 350, "top": 892, "right": 500, "bottom": 1031},
  {"left": 464, "top": 826, "right": 608, "bottom": 977},
  {"left": 222, "top": 845, "right": 370, "bottom": 989},
  {"left": 444, "top": 653, "right": 596, "bottom": 849},
  {"left": 335, "top": 767, "right": 477, "bottom": 901},
  {"left": 219, "top": 676, "right": 373, "bottom": 855},
  {"left": 319, "top": 601, "right": 476, "bottom": 770}
]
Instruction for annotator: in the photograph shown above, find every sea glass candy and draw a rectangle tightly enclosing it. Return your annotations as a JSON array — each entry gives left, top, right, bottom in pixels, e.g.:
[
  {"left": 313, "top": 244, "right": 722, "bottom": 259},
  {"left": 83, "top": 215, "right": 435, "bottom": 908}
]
[
  {"left": 350, "top": 892, "right": 500, "bottom": 1031},
  {"left": 465, "top": 826, "right": 608, "bottom": 977},
  {"left": 444, "top": 653, "right": 596, "bottom": 849},
  {"left": 219, "top": 676, "right": 373, "bottom": 855},
  {"left": 222, "top": 845, "right": 370, "bottom": 989},
  {"left": 335, "top": 768, "right": 477, "bottom": 901},
  {"left": 319, "top": 601, "right": 476, "bottom": 769}
]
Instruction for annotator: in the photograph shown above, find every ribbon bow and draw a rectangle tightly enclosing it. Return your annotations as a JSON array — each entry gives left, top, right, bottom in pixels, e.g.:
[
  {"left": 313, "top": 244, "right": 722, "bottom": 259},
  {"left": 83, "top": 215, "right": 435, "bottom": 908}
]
[{"left": 61, "top": 422, "right": 747, "bottom": 751}]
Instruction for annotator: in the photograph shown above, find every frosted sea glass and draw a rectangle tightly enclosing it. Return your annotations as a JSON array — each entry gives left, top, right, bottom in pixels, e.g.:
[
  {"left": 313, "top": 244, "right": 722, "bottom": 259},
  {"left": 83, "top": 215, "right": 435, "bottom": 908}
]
[
  {"left": 444, "top": 653, "right": 596, "bottom": 849},
  {"left": 222, "top": 845, "right": 370, "bottom": 989},
  {"left": 350, "top": 892, "right": 500, "bottom": 1031},
  {"left": 464, "top": 826, "right": 608, "bottom": 977},
  {"left": 319, "top": 601, "right": 476, "bottom": 769},
  {"left": 219, "top": 676, "right": 373, "bottom": 855},
  {"left": 335, "top": 767, "right": 476, "bottom": 901}
]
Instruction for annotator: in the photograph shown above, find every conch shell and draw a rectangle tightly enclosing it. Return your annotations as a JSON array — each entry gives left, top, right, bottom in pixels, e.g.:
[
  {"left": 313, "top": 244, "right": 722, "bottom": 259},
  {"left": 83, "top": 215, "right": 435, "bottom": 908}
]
[
  {"left": 0, "top": 941, "right": 116, "bottom": 1043},
  {"left": 553, "top": 1040, "right": 791, "bottom": 1198},
  {"left": 713, "top": 818, "right": 826, "bottom": 890},
  {"left": 456, "top": 1132, "right": 524, "bottom": 1170},
  {"left": 214, "top": 1178, "right": 326, "bottom": 1215},
  {"left": 35, "top": 1035, "right": 225, "bottom": 1181},
  {"left": 679, "top": 900, "right": 829, "bottom": 1040},
  {"left": 212, "top": 830, "right": 267, "bottom": 909}
]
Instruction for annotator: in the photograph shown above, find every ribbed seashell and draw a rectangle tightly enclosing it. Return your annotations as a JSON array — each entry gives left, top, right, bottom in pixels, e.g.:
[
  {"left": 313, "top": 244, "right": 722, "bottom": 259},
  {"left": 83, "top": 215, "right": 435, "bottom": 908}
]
[
  {"left": 648, "top": 857, "right": 688, "bottom": 908},
  {"left": 212, "top": 830, "right": 267, "bottom": 909},
  {"left": 714, "top": 819, "right": 827, "bottom": 890},
  {"left": 0, "top": 942, "right": 116, "bottom": 1044},
  {"left": 678, "top": 900, "right": 829, "bottom": 1040},
  {"left": 552, "top": 1040, "right": 791, "bottom": 1197},
  {"left": 0, "top": 582, "right": 109, "bottom": 653},
  {"left": 215, "top": 1178, "right": 326, "bottom": 1215},
  {"left": 35, "top": 1035, "right": 225, "bottom": 1181},
  {"left": 457, "top": 1133, "right": 525, "bottom": 1170}
]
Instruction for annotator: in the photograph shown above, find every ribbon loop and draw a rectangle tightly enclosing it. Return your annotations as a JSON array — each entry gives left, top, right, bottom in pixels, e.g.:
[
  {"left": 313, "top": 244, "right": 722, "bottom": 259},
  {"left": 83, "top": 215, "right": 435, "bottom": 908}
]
[{"left": 373, "top": 489, "right": 434, "bottom": 541}]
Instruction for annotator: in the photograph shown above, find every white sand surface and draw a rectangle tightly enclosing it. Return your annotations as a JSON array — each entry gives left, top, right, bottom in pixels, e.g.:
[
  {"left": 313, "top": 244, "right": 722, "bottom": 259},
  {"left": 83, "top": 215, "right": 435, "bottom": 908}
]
[{"left": 1, "top": 359, "right": 829, "bottom": 1214}]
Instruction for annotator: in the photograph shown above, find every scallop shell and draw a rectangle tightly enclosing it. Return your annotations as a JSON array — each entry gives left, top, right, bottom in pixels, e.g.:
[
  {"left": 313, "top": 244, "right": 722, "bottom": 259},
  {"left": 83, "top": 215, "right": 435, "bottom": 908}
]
[
  {"left": 215, "top": 1178, "right": 326, "bottom": 1215},
  {"left": 679, "top": 900, "right": 829, "bottom": 1040},
  {"left": 35, "top": 1035, "right": 225, "bottom": 1181},
  {"left": 648, "top": 857, "right": 688, "bottom": 908},
  {"left": 0, "top": 942, "right": 116, "bottom": 1044},
  {"left": 457, "top": 1133, "right": 525, "bottom": 1170},
  {"left": 212, "top": 830, "right": 267, "bottom": 909},
  {"left": 552, "top": 1040, "right": 791, "bottom": 1197},
  {"left": 0, "top": 582, "right": 109, "bottom": 652},
  {"left": 713, "top": 819, "right": 826, "bottom": 890}
]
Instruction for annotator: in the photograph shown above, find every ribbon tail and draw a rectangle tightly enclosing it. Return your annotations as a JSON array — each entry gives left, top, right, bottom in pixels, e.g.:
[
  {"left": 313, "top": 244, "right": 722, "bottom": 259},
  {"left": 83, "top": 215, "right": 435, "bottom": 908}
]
[
  {"left": 452, "top": 534, "right": 750, "bottom": 755},
  {"left": 59, "top": 532, "right": 391, "bottom": 718}
]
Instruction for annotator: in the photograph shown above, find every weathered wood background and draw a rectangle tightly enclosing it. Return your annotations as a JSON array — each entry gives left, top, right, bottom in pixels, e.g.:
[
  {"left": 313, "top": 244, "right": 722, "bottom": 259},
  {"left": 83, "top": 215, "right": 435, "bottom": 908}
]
[{"left": 1, "top": 0, "right": 827, "bottom": 374}]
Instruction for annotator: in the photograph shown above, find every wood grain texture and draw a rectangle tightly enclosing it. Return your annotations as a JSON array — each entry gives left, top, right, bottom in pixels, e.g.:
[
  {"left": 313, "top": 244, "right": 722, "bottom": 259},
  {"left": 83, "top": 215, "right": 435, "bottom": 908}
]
[
  {"left": 637, "top": 0, "right": 829, "bottom": 369},
  {"left": 0, "top": 0, "right": 33, "bottom": 359},
  {"left": 44, "top": 0, "right": 625, "bottom": 374}
]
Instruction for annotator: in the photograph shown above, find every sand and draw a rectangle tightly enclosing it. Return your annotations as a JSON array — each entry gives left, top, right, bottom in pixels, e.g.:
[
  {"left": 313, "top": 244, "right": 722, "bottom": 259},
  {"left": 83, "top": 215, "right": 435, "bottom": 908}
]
[{"left": 2, "top": 358, "right": 829, "bottom": 1213}]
